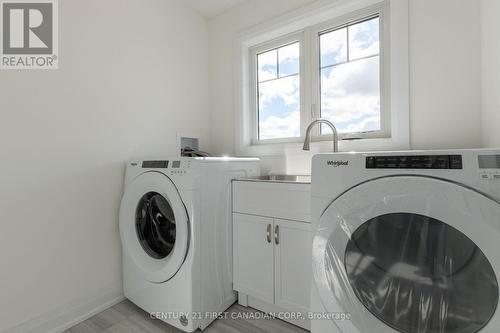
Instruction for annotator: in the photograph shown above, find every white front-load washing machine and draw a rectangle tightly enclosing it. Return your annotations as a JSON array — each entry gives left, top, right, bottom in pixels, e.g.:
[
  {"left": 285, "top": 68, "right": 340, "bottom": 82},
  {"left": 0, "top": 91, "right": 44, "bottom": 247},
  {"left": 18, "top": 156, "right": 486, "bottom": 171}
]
[
  {"left": 311, "top": 150, "right": 500, "bottom": 333},
  {"left": 119, "top": 157, "right": 260, "bottom": 332}
]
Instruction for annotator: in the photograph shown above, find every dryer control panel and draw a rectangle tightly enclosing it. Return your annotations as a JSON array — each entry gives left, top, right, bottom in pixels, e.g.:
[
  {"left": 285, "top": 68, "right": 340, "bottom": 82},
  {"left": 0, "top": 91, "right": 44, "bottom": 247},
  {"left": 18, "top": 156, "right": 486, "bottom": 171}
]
[
  {"left": 478, "top": 155, "right": 500, "bottom": 181},
  {"left": 312, "top": 149, "right": 500, "bottom": 203},
  {"left": 366, "top": 155, "right": 463, "bottom": 170}
]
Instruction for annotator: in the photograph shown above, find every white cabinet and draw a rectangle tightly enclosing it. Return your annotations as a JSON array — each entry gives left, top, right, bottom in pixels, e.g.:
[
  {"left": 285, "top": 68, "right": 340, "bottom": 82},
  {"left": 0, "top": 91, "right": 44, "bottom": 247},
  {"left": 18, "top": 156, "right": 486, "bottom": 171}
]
[
  {"left": 274, "top": 218, "right": 311, "bottom": 314},
  {"left": 233, "top": 180, "right": 311, "bottom": 222},
  {"left": 233, "top": 214, "right": 274, "bottom": 304},
  {"left": 233, "top": 212, "right": 311, "bottom": 329},
  {"left": 232, "top": 180, "right": 312, "bottom": 329}
]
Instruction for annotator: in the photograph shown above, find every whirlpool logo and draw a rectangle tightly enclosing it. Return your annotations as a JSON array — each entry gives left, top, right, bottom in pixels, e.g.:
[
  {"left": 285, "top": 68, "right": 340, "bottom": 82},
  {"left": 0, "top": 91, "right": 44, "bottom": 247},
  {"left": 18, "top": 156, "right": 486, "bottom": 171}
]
[
  {"left": 326, "top": 160, "right": 349, "bottom": 167},
  {"left": 1, "top": 0, "right": 58, "bottom": 69}
]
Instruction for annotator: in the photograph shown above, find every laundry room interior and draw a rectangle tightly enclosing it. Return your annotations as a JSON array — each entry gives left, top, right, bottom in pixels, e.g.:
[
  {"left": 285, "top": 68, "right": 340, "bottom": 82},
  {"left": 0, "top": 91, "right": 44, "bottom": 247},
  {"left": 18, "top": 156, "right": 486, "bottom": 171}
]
[{"left": 0, "top": 0, "right": 499, "bottom": 333}]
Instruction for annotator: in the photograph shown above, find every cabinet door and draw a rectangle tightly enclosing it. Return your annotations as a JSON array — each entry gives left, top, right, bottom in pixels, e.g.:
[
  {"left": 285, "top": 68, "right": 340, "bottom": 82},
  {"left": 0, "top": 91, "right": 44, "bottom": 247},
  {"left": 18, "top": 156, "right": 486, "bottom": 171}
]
[
  {"left": 274, "top": 218, "right": 311, "bottom": 313},
  {"left": 233, "top": 213, "right": 274, "bottom": 303}
]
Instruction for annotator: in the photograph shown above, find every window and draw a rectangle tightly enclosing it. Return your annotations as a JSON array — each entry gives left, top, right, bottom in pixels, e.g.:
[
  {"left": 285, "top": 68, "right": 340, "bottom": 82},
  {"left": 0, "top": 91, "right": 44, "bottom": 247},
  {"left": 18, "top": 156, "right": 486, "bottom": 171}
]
[
  {"left": 249, "top": 9, "right": 386, "bottom": 144},
  {"left": 319, "top": 17, "right": 381, "bottom": 135},
  {"left": 237, "top": 0, "right": 410, "bottom": 155},
  {"left": 257, "top": 42, "right": 300, "bottom": 140}
]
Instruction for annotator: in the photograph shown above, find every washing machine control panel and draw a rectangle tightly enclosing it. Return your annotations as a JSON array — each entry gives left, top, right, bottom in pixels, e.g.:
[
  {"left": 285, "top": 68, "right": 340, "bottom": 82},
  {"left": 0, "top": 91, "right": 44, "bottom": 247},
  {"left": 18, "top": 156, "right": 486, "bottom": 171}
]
[
  {"left": 142, "top": 160, "right": 169, "bottom": 168},
  {"left": 140, "top": 160, "right": 190, "bottom": 175}
]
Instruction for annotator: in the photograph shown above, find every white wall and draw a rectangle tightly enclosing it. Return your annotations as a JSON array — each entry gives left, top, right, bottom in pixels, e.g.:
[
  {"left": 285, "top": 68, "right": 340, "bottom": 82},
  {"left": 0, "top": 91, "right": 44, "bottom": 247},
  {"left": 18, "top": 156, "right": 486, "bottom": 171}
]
[
  {"left": 481, "top": 0, "right": 500, "bottom": 148},
  {"left": 0, "top": 0, "right": 210, "bottom": 332},
  {"left": 208, "top": 0, "right": 316, "bottom": 158},
  {"left": 208, "top": 0, "right": 482, "bottom": 174},
  {"left": 410, "top": 0, "right": 481, "bottom": 149}
]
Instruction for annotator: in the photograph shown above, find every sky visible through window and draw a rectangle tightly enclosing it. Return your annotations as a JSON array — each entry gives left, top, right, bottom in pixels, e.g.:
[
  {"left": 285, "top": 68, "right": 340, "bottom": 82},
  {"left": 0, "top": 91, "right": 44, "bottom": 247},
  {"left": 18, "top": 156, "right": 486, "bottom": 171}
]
[
  {"left": 320, "top": 17, "right": 381, "bottom": 134},
  {"left": 257, "top": 42, "right": 300, "bottom": 140},
  {"left": 255, "top": 16, "right": 380, "bottom": 141}
]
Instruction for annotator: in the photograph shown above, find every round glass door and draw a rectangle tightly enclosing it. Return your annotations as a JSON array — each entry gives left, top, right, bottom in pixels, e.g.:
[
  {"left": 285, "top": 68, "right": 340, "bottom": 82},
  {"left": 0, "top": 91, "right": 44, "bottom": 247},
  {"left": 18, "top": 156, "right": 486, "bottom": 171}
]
[
  {"left": 313, "top": 176, "right": 500, "bottom": 333},
  {"left": 119, "top": 172, "right": 189, "bottom": 283},
  {"left": 345, "top": 213, "right": 498, "bottom": 333},
  {"left": 136, "top": 192, "right": 176, "bottom": 260}
]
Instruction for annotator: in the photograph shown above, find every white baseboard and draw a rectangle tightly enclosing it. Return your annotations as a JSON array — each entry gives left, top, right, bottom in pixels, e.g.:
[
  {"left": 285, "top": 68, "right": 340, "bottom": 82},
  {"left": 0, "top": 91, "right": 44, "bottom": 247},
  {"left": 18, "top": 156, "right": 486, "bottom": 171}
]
[{"left": 2, "top": 281, "right": 125, "bottom": 333}]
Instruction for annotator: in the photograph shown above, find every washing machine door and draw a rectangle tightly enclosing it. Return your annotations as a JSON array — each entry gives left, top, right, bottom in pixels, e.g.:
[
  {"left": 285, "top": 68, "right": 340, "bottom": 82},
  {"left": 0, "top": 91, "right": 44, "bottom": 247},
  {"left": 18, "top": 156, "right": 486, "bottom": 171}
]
[
  {"left": 313, "top": 176, "right": 500, "bottom": 333},
  {"left": 120, "top": 171, "right": 189, "bottom": 283}
]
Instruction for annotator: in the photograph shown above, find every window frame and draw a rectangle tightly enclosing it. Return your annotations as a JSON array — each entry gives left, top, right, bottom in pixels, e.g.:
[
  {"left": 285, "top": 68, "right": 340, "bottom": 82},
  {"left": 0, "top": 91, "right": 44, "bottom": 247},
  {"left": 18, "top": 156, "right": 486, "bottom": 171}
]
[
  {"left": 234, "top": 0, "right": 410, "bottom": 156},
  {"left": 248, "top": 4, "right": 389, "bottom": 145},
  {"left": 311, "top": 9, "right": 391, "bottom": 141},
  {"left": 249, "top": 32, "right": 306, "bottom": 145}
]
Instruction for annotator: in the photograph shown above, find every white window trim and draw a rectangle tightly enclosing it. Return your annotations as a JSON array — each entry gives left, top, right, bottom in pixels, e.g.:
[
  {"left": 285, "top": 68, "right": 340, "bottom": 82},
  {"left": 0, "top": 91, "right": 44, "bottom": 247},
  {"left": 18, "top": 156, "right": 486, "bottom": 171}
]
[{"left": 234, "top": 0, "right": 409, "bottom": 156}]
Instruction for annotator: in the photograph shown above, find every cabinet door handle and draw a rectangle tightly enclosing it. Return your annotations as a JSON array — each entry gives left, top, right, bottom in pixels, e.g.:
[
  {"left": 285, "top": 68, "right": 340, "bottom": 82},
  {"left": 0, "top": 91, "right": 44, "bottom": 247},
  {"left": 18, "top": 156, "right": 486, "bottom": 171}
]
[
  {"left": 266, "top": 224, "right": 272, "bottom": 243},
  {"left": 274, "top": 225, "right": 279, "bottom": 245}
]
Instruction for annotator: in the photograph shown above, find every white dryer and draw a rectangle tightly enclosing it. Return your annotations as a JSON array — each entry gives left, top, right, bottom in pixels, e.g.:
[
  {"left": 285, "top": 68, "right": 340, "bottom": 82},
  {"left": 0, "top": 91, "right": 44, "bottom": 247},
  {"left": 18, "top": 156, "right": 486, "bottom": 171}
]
[
  {"left": 311, "top": 150, "right": 500, "bottom": 333},
  {"left": 119, "top": 157, "right": 259, "bottom": 332}
]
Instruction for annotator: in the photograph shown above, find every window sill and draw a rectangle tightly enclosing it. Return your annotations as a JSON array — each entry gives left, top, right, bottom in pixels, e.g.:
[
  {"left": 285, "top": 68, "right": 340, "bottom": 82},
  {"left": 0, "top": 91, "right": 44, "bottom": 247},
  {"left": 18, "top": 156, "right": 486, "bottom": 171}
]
[{"left": 237, "top": 135, "right": 410, "bottom": 157}]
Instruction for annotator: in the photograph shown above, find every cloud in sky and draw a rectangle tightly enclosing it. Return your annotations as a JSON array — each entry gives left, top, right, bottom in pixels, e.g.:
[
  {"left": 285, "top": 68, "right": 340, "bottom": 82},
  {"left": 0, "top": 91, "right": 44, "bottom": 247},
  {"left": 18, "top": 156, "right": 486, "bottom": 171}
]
[
  {"left": 258, "top": 50, "right": 277, "bottom": 82},
  {"left": 259, "top": 75, "right": 299, "bottom": 110},
  {"left": 320, "top": 28, "right": 347, "bottom": 67},
  {"left": 258, "top": 42, "right": 300, "bottom": 82},
  {"left": 349, "top": 17, "right": 380, "bottom": 60},
  {"left": 259, "top": 111, "right": 300, "bottom": 140},
  {"left": 258, "top": 75, "right": 300, "bottom": 139},
  {"left": 278, "top": 43, "right": 300, "bottom": 76},
  {"left": 321, "top": 56, "right": 381, "bottom": 133}
]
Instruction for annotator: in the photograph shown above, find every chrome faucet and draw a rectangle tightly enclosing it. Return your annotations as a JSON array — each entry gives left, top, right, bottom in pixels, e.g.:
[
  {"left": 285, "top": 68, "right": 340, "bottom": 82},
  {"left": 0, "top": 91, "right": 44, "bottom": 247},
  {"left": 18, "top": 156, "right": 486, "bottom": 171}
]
[{"left": 303, "top": 119, "right": 339, "bottom": 152}]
